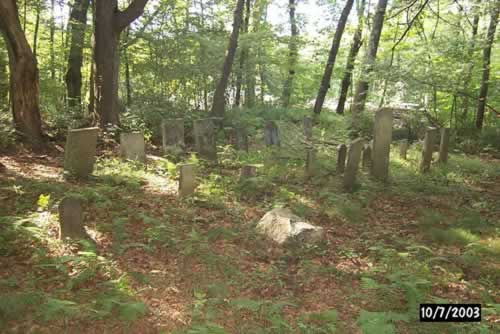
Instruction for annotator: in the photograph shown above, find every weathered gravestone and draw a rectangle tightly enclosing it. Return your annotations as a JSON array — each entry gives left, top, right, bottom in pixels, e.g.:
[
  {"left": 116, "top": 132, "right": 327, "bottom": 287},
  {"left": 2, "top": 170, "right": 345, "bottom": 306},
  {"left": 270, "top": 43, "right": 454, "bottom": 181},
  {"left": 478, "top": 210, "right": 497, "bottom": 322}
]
[
  {"left": 362, "top": 144, "right": 372, "bottom": 169},
  {"left": 303, "top": 117, "right": 313, "bottom": 140},
  {"left": 343, "top": 138, "right": 364, "bottom": 192},
  {"left": 120, "top": 132, "right": 146, "bottom": 162},
  {"left": 256, "top": 208, "right": 324, "bottom": 245},
  {"left": 337, "top": 144, "right": 347, "bottom": 173},
  {"left": 178, "top": 164, "right": 197, "bottom": 196},
  {"left": 264, "top": 121, "right": 280, "bottom": 146},
  {"left": 438, "top": 128, "right": 450, "bottom": 164},
  {"left": 64, "top": 127, "right": 99, "bottom": 178},
  {"left": 193, "top": 118, "right": 217, "bottom": 160},
  {"left": 305, "top": 149, "right": 317, "bottom": 178},
  {"left": 162, "top": 118, "right": 185, "bottom": 154},
  {"left": 58, "top": 196, "right": 89, "bottom": 240},
  {"left": 371, "top": 108, "right": 393, "bottom": 181},
  {"left": 399, "top": 140, "right": 409, "bottom": 160},
  {"left": 240, "top": 165, "right": 257, "bottom": 180},
  {"left": 420, "top": 128, "right": 439, "bottom": 173}
]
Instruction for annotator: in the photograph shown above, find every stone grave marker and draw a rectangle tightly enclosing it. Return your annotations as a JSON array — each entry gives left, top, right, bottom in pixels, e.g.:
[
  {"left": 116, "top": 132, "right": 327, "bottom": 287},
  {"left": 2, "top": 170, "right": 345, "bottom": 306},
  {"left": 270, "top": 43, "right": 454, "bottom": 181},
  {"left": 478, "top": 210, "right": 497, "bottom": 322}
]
[
  {"left": 337, "top": 144, "right": 347, "bottom": 173},
  {"left": 362, "top": 144, "right": 372, "bottom": 169},
  {"left": 162, "top": 118, "right": 185, "bottom": 154},
  {"left": 120, "top": 132, "right": 146, "bottom": 162},
  {"left": 178, "top": 164, "right": 197, "bottom": 196},
  {"left": 419, "top": 128, "right": 439, "bottom": 173},
  {"left": 305, "top": 149, "right": 317, "bottom": 178},
  {"left": 399, "top": 140, "right": 409, "bottom": 160},
  {"left": 240, "top": 165, "right": 257, "bottom": 180},
  {"left": 193, "top": 118, "right": 217, "bottom": 160},
  {"left": 64, "top": 127, "right": 99, "bottom": 178},
  {"left": 371, "top": 108, "right": 393, "bottom": 181},
  {"left": 438, "top": 128, "right": 450, "bottom": 163},
  {"left": 59, "top": 196, "right": 89, "bottom": 240},
  {"left": 343, "top": 138, "right": 364, "bottom": 192}
]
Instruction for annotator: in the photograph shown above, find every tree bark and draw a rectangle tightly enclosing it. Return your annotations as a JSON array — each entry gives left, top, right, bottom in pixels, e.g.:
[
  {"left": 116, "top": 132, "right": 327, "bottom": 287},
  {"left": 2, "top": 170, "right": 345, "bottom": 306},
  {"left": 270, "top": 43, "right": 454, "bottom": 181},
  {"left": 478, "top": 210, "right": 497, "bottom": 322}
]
[
  {"left": 93, "top": 0, "right": 148, "bottom": 127},
  {"left": 235, "top": 0, "right": 251, "bottom": 107},
  {"left": 476, "top": 3, "right": 499, "bottom": 129},
  {"left": 351, "top": 0, "right": 388, "bottom": 127},
  {"left": 33, "top": 0, "right": 41, "bottom": 59},
  {"left": 281, "top": 0, "right": 298, "bottom": 108},
  {"left": 50, "top": 0, "right": 55, "bottom": 80},
  {"left": 0, "top": 40, "right": 7, "bottom": 108},
  {"left": 211, "top": 0, "right": 245, "bottom": 118},
  {"left": 336, "top": 0, "right": 366, "bottom": 115},
  {"left": 248, "top": 0, "right": 268, "bottom": 106},
  {"left": 313, "top": 0, "right": 355, "bottom": 115},
  {"left": 65, "top": 0, "right": 90, "bottom": 109},
  {"left": 0, "top": 0, "right": 44, "bottom": 147},
  {"left": 124, "top": 27, "right": 132, "bottom": 107}
]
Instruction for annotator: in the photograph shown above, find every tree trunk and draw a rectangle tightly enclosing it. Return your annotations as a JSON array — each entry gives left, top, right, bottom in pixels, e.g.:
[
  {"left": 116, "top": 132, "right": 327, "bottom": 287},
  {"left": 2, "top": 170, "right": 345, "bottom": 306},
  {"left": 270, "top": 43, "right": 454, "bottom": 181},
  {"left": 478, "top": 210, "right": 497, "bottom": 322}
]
[
  {"left": 0, "top": 40, "right": 7, "bottom": 108},
  {"left": 50, "top": 0, "right": 55, "bottom": 80},
  {"left": 0, "top": 0, "right": 44, "bottom": 147},
  {"left": 33, "top": 0, "right": 41, "bottom": 59},
  {"left": 281, "top": 0, "right": 298, "bottom": 108},
  {"left": 211, "top": 0, "right": 245, "bottom": 118},
  {"left": 93, "top": 0, "right": 148, "bottom": 127},
  {"left": 248, "top": 0, "right": 268, "bottom": 107},
  {"left": 235, "top": 0, "right": 251, "bottom": 107},
  {"left": 313, "top": 0, "right": 355, "bottom": 115},
  {"left": 65, "top": 0, "right": 90, "bottom": 109},
  {"left": 351, "top": 0, "right": 388, "bottom": 126},
  {"left": 336, "top": 0, "right": 366, "bottom": 115},
  {"left": 124, "top": 27, "right": 132, "bottom": 107},
  {"left": 475, "top": 3, "right": 499, "bottom": 130}
]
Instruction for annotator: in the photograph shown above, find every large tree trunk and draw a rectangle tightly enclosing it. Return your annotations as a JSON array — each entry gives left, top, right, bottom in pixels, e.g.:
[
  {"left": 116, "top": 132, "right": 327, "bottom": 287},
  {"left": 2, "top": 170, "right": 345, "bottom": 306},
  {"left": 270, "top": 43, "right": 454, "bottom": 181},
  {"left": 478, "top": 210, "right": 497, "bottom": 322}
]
[
  {"left": 65, "top": 0, "right": 90, "bottom": 109},
  {"left": 235, "top": 0, "right": 251, "bottom": 107},
  {"left": 0, "top": 40, "right": 7, "bottom": 108},
  {"left": 93, "top": 0, "right": 148, "bottom": 127},
  {"left": 0, "top": 0, "right": 44, "bottom": 147},
  {"left": 475, "top": 3, "right": 499, "bottom": 130},
  {"left": 211, "top": 0, "right": 246, "bottom": 117},
  {"left": 351, "top": 0, "right": 388, "bottom": 126},
  {"left": 313, "top": 0, "right": 355, "bottom": 115},
  {"left": 281, "top": 0, "right": 298, "bottom": 108}
]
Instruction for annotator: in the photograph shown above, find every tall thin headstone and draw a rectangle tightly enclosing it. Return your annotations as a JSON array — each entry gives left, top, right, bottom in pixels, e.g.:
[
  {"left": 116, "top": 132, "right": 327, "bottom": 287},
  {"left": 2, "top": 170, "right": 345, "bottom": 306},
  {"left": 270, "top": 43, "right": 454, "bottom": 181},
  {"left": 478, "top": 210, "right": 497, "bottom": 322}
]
[
  {"left": 303, "top": 117, "right": 313, "bottom": 140},
  {"left": 120, "top": 132, "right": 146, "bottom": 162},
  {"left": 420, "top": 128, "right": 439, "bottom": 173},
  {"left": 362, "top": 144, "right": 372, "bottom": 169},
  {"left": 240, "top": 165, "right": 257, "bottom": 180},
  {"left": 337, "top": 144, "right": 347, "bottom": 173},
  {"left": 264, "top": 121, "right": 280, "bottom": 146},
  {"left": 64, "top": 127, "right": 99, "bottom": 178},
  {"left": 343, "top": 138, "right": 364, "bottom": 192},
  {"left": 371, "top": 108, "right": 393, "bottom": 181},
  {"left": 438, "top": 128, "right": 450, "bottom": 164},
  {"left": 305, "top": 149, "right": 317, "bottom": 178},
  {"left": 162, "top": 118, "right": 185, "bottom": 154},
  {"left": 235, "top": 126, "right": 249, "bottom": 152},
  {"left": 178, "top": 164, "right": 197, "bottom": 196},
  {"left": 399, "top": 140, "right": 409, "bottom": 160},
  {"left": 58, "top": 196, "right": 89, "bottom": 240},
  {"left": 193, "top": 118, "right": 217, "bottom": 160}
]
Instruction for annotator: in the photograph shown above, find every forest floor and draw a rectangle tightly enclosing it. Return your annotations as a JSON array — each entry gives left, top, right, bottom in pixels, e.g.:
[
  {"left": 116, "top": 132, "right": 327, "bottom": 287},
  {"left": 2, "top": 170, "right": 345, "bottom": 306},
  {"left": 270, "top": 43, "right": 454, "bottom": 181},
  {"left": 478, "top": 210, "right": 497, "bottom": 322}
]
[{"left": 0, "top": 143, "right": 499, "bottom": 333}]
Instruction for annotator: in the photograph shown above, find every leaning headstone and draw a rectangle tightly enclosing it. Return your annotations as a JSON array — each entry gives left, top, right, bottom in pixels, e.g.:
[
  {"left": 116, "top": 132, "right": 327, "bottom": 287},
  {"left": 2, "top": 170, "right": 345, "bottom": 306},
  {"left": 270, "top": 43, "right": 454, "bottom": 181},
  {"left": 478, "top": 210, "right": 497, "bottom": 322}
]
[
  {"left": 303, "top": 117, "right": 313, "bottom": 140},
  {"left": 419, "top": 128, "right": 439, "bottom": 173},
  {"left": 240, "top": 165, "right": 257, "bottom": 180},
  {"left": 162, "top": 118, "right": 185, "bottom": 154},
  {"left": 178, "top": 164, "right": 197, "bottom": 196},
  {"left": 337, "top": 144, "right": 347, "bottom": 173},
  {"left": 438, "top": 128, "right": 450, "bottom": 164},
  {"left": 256, "top": 208, "right": 325, "bottom": 245},
  {"left": 399, "top": 140, "right": 409, "bottom": 160},
  {"left": 59, "top": 196, "right": 89, "bottom": 240},
  {"left": 264, "top": 121, "right": 280, "bottom": 146},
  {"left": 362, "top": 144, "right": 372, "bottom": 169},
  {"left": 305, "top": 149, "right": 317, "bottom": 178},
  {"left": 193, "top": 118, "right": 217, "bottom": 160},
  {"left": 343, "top": 138, "right": 364, "bottom": 192},
  {"left": 371, "top": 108, "right": 393, "bottom": 181},
  {"left": 64, "top": 127, "right": 99, "bottom": 178},
  {"left": 120, "top": 132, "right": 146, "bottom": 162}
]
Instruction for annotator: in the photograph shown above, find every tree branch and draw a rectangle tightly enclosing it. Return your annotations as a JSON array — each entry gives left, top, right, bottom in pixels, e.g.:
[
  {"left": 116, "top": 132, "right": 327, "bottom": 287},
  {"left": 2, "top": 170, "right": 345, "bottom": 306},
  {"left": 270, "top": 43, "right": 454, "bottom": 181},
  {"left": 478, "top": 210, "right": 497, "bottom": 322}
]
[{"left": 115, "top": 0, "right": 149, "bottom": 32}]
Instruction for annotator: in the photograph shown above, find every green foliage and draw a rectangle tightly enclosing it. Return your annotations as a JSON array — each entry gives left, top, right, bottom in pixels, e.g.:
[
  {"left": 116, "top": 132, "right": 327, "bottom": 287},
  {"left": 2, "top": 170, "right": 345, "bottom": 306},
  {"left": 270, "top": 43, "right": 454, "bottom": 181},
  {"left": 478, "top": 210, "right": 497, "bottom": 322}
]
[{"left": 298, "top": 309, "right": 338, "bottom": 334}]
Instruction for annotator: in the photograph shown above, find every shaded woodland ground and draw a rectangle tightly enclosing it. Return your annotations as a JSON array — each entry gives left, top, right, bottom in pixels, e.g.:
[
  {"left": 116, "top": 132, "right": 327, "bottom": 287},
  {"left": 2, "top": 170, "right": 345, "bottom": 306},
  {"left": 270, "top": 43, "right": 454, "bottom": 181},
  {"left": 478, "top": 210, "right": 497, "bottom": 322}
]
[{"left": 1, "top": 127, "right": 499, "bottom": 333}]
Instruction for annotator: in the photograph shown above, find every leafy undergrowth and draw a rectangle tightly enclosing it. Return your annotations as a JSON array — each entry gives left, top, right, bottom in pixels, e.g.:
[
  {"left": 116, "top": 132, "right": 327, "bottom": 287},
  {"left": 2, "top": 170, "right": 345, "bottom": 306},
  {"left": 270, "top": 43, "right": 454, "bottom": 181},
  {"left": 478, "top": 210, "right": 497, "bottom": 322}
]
[{"left": 0, "top": 144, "right": 499, "bottom": 333}]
